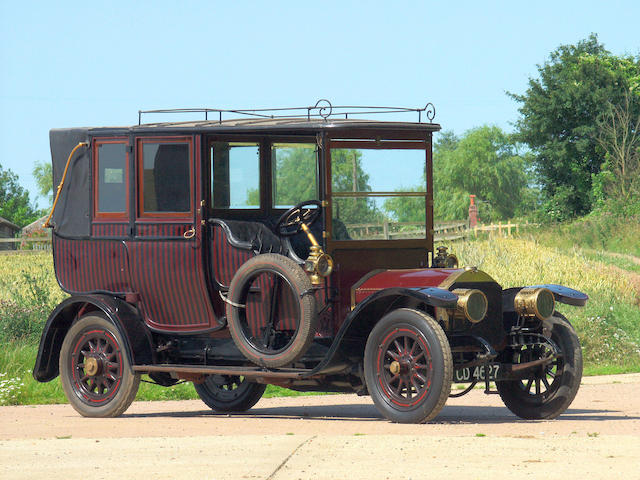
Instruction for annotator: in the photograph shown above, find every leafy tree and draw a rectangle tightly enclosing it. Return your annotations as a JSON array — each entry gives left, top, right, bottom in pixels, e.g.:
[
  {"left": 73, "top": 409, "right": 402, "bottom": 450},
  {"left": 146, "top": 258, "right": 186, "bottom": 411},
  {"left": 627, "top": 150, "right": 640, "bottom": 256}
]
[
  {"left": 0, "top": 164, "right": 42, "bottom": 227},
  {"left": 32, "top": 161, "right": 53, "bottom": 204},
  {"left": 592, "top": 90, "right": 640, "bottom": 214},
  {"left": 510, "top": 34, "right": 640, "bottom": 219},
  {"left": 383, "top": 127, "right": 530, "bottom": 223}
]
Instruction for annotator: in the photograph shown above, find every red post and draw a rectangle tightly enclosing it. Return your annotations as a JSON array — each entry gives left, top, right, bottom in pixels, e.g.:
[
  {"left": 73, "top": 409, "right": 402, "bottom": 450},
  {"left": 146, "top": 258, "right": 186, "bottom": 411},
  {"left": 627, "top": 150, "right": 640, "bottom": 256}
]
[{"left": 468, "top": 194, "right": 478, "bottom": 228}]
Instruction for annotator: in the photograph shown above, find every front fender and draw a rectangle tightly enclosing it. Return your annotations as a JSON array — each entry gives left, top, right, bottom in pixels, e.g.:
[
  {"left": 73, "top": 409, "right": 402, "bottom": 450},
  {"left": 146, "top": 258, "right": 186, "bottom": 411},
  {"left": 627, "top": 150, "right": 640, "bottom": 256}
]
[
  {"left": 308, "top": 287, "right": 457, "bottom": 375},
  {"left": 33, "top": 295, "right": 154, "bottom": 382}
]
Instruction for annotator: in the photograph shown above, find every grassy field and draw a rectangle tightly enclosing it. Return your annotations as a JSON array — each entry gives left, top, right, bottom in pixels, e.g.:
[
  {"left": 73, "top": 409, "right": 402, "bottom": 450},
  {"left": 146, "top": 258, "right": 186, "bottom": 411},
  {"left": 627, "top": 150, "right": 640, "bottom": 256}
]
[{"left": 1, "top": 231, "right": 639, "bottom": 405}]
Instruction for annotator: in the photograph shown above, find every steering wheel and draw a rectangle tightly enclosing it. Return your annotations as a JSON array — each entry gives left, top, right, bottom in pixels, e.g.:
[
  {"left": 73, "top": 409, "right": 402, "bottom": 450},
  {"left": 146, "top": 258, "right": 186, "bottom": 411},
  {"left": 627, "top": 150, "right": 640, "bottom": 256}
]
[{"left": 274, "top": 200, "right": 322, "bottom": 237}]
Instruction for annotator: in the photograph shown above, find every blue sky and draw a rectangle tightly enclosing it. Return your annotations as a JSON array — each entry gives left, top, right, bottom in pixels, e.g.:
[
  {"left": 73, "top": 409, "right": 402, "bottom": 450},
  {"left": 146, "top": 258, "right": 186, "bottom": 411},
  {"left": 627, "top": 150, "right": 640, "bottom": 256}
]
[{"left": 1, "top": 1, "right": 639, "bottom": 207}]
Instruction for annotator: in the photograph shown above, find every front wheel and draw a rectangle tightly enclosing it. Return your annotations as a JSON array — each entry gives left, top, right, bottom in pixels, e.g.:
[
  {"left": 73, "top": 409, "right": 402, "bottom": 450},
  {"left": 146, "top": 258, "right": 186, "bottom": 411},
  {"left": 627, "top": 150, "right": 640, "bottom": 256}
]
[
  {"left": 59, "top": 314, "right": 140, "bottom": 417},
  {"left": 496, "top": 314, "right": 582, "bottom": 420},
  {"left": 194, "top": 375, "right": 266, "bottom": 412},
  {"left": 364, "top": 308, "right": 453, "bottom": 423}
]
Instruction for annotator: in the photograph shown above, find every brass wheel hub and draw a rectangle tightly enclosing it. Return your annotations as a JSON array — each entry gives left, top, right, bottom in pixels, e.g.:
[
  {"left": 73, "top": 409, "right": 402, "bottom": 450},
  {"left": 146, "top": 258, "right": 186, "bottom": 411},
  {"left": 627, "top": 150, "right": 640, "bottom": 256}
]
[
  {"left": 84, "top": 357, "right": 100, "bottom": 376},
  {"left": 389, "top": 359, "right": 411, "bottom": 376}
]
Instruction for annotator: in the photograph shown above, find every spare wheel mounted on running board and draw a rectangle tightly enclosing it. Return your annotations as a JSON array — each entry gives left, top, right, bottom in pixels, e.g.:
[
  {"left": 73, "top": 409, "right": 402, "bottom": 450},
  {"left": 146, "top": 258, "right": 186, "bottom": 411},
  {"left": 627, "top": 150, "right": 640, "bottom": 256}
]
[{"left": 225, "top": 253, "right": 318, "bottom": 368}]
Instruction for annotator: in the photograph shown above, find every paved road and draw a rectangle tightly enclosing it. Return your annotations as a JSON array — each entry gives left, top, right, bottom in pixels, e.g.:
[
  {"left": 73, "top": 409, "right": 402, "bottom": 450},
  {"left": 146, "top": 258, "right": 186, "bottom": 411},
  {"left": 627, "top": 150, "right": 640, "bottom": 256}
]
[{"left": 1, "top": 374, "right": 639, "bottom": 479}]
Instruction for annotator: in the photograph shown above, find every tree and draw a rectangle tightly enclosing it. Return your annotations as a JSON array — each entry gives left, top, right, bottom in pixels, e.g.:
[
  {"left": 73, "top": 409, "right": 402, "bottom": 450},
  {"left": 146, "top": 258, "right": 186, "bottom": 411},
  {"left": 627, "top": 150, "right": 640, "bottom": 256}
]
[
  {"left": 510, "top": 34, "right": 640, "bottom": 219},
  {"left": 383, "top": 127, "right": 530, "bottom": 223},
  {"left": 434, "top": 126, "right": 530, "bottom": 221},
  {"left": 592, "top": 90, "right": 640, "bottom": 213},
  {"left": 0, "top": 164, "right": 42, "bottom": 227},
  {"left": 32, "top": 161, "right": 53, "bottom": 204}
]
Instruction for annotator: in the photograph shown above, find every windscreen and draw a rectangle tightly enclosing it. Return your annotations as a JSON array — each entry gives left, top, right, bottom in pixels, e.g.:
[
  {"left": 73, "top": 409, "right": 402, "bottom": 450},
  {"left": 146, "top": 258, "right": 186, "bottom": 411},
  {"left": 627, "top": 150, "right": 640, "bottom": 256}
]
[{"left": 330, "top": 147, "right": 427, "bottom": 241}]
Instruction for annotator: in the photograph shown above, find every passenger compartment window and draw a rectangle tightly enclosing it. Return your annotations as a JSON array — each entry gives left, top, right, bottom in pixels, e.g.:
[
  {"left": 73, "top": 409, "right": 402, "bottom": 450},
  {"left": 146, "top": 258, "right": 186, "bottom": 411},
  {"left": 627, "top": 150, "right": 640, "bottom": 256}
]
[
  {"left": 94, "top": 139, "right": 128, "bottom": 219},
  {"left": 138, "top": 138, "right": 192, "bottom": 216},
  {"left": 272, "top": 143, "right": 318, "bottom": 208},
  {"left": 212, "top": 142, "right": 260, "bottom": 209},
  {"left": 330, "top": 147, "right": 427, "bottom": 240}
]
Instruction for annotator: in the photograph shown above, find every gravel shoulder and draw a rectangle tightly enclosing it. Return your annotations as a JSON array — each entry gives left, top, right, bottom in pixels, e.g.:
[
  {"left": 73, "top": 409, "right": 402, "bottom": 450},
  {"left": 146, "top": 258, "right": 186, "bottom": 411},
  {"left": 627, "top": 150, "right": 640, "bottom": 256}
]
[{"left": 1, "top": 374, "right": 639, "bottom": 479}]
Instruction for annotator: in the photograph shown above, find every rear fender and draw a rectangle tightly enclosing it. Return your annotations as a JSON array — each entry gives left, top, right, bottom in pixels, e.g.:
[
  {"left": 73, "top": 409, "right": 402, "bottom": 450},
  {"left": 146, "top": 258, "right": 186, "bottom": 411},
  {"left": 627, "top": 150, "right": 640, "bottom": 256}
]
[{"left": 33, "top": 295, "right": 154, "bottom": 382}]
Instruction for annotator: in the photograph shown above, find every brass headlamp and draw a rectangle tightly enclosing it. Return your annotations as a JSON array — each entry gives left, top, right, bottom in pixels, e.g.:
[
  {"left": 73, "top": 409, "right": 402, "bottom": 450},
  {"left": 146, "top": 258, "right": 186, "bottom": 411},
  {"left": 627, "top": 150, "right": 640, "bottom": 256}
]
[
  {"left": 452, "top": 288, "right": 488, "bottom": 323},
  {"left": 514, "top": 287, "right": 555, "bottom": 320}
]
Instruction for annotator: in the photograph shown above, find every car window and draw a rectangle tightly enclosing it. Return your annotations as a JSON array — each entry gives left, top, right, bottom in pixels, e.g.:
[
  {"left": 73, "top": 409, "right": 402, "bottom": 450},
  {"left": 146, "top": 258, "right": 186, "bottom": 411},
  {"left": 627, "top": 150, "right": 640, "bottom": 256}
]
[
  {"left": 330, "top": 148, "right": 427, "bottom": 240},
  {"left": 271, "top": 143, "right": 318, "bottom": 208},
  {"left": 212, "top": 142, "right": 260, "bottom": 209},
  {"left": 139, "top": 139, "right": 192, "bottom": 215},
  {"left": 95, "top": 140, "right": 128, "bottom": 217}
]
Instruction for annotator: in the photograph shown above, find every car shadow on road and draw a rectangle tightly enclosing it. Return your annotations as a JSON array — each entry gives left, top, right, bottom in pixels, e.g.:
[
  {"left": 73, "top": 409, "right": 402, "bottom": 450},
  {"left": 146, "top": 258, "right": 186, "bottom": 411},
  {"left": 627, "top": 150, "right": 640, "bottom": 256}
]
[{"left": 122, "top": 404, "right": 635, "bottom": 424}]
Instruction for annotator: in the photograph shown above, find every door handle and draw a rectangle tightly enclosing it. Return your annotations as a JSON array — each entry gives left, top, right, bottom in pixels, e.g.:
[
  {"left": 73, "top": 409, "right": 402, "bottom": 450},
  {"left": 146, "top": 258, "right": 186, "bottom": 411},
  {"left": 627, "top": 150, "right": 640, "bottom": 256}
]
[{"left": 183, "top": 227, "right": 195, "bottom": 239}]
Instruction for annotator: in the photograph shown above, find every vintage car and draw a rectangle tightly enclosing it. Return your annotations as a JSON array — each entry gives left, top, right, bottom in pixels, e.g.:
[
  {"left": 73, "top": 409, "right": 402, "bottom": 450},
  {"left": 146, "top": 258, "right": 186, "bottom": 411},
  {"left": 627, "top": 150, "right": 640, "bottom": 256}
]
[{"left": 33, "top": 101, "right": 588, "bottom": 423}]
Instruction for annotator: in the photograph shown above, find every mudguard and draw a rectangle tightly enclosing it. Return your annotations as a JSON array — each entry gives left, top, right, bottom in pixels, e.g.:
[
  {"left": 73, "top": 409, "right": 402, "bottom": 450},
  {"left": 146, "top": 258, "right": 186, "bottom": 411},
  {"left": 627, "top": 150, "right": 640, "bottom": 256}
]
[
  {"left": 33, "top": 295, "right": 154, "bottom": 382},
  {"left": 308, "top": 287, "right": 458, "bottom": 375}
]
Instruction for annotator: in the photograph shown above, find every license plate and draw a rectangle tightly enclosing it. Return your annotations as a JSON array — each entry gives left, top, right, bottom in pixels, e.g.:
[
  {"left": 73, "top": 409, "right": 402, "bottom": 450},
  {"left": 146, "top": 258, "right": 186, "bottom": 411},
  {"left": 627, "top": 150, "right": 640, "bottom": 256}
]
[{"left": 453, "top": 364, "right": 500, "bottom": 383}]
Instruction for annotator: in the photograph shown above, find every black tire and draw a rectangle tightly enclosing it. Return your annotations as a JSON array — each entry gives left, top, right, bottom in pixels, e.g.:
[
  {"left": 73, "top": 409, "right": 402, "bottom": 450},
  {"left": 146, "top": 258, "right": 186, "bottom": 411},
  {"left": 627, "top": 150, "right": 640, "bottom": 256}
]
[
  {"left": 226, "top": 253, "right": 317, "bottom": 368},
  {"left": 59, "top": 314, "right": 140, "bottom": 418},
  {"left": 194, "top": 375, "right": 267, "bottom": 412},
  {"left": 496, "top": 314, "right": 582, "bottom": 420},
  {"left": 364, "top": 308, "right": 453, "bottom": 423}
]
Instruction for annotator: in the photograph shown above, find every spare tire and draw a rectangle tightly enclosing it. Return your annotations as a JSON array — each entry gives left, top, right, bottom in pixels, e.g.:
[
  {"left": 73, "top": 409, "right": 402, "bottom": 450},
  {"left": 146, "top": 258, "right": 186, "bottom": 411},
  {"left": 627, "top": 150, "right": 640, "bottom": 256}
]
[{"left": 225, "top": 253, "right": 317, "bottom": 368}]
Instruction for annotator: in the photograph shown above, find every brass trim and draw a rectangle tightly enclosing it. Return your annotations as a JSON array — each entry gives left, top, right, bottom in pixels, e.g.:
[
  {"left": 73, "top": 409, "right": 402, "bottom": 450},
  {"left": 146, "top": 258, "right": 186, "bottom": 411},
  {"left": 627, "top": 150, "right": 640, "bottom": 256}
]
[
  {"left": 438, "top": 269, "right": 496, "bottom": 290},
  {"left": 350, "top": 269, "right": 386, "bottom": 310}
]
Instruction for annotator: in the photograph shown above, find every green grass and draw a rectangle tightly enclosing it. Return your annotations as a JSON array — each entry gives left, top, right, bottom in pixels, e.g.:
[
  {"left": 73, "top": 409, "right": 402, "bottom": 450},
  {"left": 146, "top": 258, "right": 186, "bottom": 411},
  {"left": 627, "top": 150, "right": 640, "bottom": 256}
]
[
  {"left": 524, "top": 213, "right": 640, "bottom": 258},
  {"left": 451, "top": 236, "right": 640, "bottom": 372}
]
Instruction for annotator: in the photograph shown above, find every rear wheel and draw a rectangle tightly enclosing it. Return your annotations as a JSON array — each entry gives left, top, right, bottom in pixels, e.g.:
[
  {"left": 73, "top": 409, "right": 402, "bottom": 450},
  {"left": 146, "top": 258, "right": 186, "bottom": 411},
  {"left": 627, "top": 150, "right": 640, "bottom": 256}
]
[
  {"left": 364, "top": 308, "right": 453, "bottom": 423},
  {"left": 194, "top": 375, "right": 266, "bottom": 412},
  {"left": 59, "top": 314, "right": 140, "bottom": 418},
  {"left": 496, "top": 314, "right": 582, "bottom": 420}
]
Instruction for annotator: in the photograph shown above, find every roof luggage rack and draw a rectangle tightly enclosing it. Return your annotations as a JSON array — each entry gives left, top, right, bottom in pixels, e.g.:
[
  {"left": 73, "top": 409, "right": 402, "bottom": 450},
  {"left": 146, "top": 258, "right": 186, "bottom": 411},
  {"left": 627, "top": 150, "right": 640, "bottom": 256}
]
[{"left": 138, "top": 99, "right": 436, "bottom": 125}]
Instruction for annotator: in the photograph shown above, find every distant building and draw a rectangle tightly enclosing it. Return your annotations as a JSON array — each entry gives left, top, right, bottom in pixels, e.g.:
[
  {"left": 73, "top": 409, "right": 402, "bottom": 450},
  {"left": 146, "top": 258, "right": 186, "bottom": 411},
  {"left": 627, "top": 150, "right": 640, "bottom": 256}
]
[
  {"left": 0, "top": 216, "right": 20, "bottom": 251},
  {"left": 21, "top": 215, "right": 51, "bottom": 250}
]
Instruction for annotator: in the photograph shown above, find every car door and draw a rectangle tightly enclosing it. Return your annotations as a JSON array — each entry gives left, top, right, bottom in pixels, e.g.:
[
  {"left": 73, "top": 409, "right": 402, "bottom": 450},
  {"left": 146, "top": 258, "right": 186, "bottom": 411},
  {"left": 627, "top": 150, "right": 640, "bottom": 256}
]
[{"left": 127, "top": 135, "right": 221, "bottom": 332}]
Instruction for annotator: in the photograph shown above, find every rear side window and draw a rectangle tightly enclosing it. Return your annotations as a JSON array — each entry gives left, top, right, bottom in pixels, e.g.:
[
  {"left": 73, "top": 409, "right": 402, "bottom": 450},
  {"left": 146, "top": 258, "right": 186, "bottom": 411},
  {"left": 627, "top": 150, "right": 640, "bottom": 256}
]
[
  {"left": 94, "top": 139, "right": 128, "bottom": 219},
  {"left": 138, "top": 138, "right": 192, "bottom": 216}
]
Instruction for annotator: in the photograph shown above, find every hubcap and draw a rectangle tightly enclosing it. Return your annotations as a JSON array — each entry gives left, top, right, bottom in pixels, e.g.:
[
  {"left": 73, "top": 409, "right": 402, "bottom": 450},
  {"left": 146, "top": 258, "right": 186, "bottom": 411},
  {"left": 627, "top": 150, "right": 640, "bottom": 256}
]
[{"left": 84, "top": 357, "right": 100, "bottom": 376}]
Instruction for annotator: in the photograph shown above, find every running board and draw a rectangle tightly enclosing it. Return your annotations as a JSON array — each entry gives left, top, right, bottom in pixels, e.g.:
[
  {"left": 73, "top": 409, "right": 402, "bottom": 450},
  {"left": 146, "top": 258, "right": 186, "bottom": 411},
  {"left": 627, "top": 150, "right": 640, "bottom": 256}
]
[{"left": 133, "top": 364, "right": 314, "bottom": 379}]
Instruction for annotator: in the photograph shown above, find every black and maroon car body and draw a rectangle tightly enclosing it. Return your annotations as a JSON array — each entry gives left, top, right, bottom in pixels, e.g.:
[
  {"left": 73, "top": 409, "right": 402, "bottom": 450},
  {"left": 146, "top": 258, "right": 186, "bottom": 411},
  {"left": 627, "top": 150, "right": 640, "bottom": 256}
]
[{"left": 34, "top": 102, "right": 588, "bottom": 422}]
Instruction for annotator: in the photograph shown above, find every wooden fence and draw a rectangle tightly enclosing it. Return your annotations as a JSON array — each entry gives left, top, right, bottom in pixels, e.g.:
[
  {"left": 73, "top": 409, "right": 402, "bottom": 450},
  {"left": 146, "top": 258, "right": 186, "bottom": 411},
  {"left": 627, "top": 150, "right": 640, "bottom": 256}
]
[{"left": 0, "top": 220, "right": 533, "bottom": 253}]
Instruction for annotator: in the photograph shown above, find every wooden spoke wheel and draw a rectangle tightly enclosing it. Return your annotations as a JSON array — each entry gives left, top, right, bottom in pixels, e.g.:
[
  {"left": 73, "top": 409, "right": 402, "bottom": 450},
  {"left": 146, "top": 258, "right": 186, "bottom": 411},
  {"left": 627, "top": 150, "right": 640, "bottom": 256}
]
[
  {"left": 194, "top": 375, "right": 266, "bottom": 412},
  {"left": 496, "top": 314, "right": 582, "bottom": 420},
  {"left": 59, "top": 315, "right": 140, "bottom": 417},
  {"left": 364, "top": 308, "right": 452, "bottom": 424}
]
